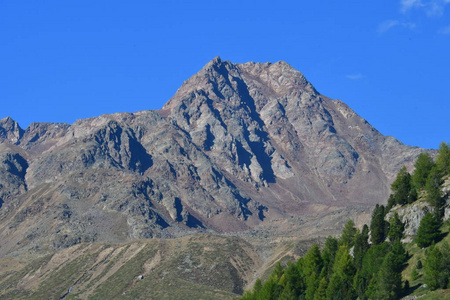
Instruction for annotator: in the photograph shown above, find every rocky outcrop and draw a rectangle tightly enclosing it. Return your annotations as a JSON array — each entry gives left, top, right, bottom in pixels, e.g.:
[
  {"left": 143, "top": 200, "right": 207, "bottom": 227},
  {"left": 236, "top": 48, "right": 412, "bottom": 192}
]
[
  {"left": 386, "top": 177, "right": 450, "bottom": 242},
  {"left": 387, "top": 201, "right": 434, "bottom": 242},
  {"left": 0, "top": 57, "right": 427, "bottom": 255},
  {"left": 0, "top": 117, "right": 24, "bottom": 144},
  {"left": 0, "top": 145, "right": 28, "bottom": 208}
]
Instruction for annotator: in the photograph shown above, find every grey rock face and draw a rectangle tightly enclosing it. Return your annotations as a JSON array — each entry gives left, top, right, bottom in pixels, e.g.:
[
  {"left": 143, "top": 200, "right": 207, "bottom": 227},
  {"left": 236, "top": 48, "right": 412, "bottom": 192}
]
[
  {"left": 386, "top": 177, "right": 450, "bottom": 243},
  {"left": 0, "top": 57, "right": 426, "bottom": 254},
  {"left": 387, "top": 199, "right": 450, "bottom": 243},
  {"left": 0, "top": 117, "right": 24, "bottom": 144},
  {"left": 0, "top": 146, "right": 28, "bottom": 208}
]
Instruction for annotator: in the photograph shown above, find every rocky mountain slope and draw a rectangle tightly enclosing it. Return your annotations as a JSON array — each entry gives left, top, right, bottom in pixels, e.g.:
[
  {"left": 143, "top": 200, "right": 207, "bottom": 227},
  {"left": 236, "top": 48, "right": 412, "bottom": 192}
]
[{"left": 0, "top": 57, "right": 424, "bottom": 257}]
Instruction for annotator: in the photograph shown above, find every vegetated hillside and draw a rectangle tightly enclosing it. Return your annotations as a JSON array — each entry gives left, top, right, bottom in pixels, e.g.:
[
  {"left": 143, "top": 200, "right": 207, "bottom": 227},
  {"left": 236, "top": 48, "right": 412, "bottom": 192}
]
[
  {"left": 0, "top": 57, "right": 425, "bottom": 258},
  {"left": 240, "top": 144, "right": 450, "bottom": 300},
  {"left": 0, "top": 234, "right": 260, "bottom": 300}
]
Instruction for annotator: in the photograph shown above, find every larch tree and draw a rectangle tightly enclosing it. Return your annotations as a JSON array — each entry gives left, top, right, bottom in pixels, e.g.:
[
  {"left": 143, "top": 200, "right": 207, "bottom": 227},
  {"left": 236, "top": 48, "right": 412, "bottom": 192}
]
[
  {"left": 436, "top": 141, "right": 450, "bottom": 176},
  {"left": 339, "top": 219, "right": 357, "bottom": 248}
]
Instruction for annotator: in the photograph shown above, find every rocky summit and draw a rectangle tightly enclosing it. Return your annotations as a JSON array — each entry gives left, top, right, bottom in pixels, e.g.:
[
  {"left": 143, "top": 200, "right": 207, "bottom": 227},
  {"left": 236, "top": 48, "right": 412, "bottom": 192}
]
[{"left": 0, "top": 57, "right": 424, "bottom": 256}]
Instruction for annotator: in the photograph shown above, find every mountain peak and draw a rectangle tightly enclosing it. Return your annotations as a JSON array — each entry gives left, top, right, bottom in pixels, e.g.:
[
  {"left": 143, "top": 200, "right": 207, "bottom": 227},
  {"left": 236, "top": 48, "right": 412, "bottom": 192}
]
[
  {"left": 0, "top": 117, "right": 24, "bottom": 144},
  {"left": 0, "top": 116, "right": 18, "bottom": 126},
  {"left": 207, "top": 55, "right": 223, "bottom": 66},
  {"left": 200, "top": 56, "right": 232, "bottom": 75},
  {"left": 161, "top": 58, "right": 318, "bottom": 114}
]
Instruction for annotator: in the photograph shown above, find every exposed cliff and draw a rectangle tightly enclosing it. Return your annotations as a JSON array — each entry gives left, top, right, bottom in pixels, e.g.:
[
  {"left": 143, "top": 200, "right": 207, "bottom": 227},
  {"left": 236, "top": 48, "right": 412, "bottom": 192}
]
[{"left": 0, "top": 57, "right": 425, "bottom": 256}]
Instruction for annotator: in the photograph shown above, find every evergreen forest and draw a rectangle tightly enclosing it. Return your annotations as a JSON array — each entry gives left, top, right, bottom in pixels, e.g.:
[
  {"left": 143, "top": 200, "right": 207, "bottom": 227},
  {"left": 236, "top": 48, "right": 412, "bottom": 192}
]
[{"left": 241, "top": 142, "right": 450, "bottom": 300}]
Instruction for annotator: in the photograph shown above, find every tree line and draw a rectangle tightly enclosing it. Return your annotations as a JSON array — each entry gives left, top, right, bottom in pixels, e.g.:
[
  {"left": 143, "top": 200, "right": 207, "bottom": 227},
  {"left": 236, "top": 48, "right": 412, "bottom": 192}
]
[{"left": 241, "top": 142, "right": 450, "bottom": 300}]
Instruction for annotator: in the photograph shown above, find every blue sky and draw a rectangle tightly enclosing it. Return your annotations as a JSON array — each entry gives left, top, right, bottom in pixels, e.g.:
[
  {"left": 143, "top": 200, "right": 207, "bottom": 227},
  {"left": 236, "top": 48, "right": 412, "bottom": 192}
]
[{"left": 1, "top": 1, "right": 449, "bottom": 149}]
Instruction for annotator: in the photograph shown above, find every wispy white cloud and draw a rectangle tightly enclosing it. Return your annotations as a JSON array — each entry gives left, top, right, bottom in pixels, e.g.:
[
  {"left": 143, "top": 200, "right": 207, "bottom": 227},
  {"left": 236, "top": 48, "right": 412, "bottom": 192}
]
[
  {"left": 401, "top": 0, "right": 424, "bottom": 13},
  {"left": 438, "top": 25, "right": 450, "bottom": 33},
  {"left": 378, "top": 20, "right": 400, "bottom": 33},
  {"left": 401, "top": 0, "right": 450, "bottom": 17},
  {"left": 346, "top": 74, "right": 364, "bottom": 80},
  {"left": 378, "top": 20, "right": 416, "bottom": 33},
  {"left": 427, "top": 2, "right": 445, "bottom": 16}
]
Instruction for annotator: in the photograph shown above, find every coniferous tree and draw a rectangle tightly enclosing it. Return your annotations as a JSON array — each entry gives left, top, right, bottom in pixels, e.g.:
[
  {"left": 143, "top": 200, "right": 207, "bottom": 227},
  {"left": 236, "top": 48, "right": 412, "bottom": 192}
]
[
  {"left": 388, "top": 212, "right": 404, "bottom": 242},
  {"left": 424, "top": 243, "right": 450, "bottom": 290},
  {"left": 436, "top": 141, "right": 450, "bottom": 176},
  {"left": 240, "top": 290, "right": 255, "bottom": 300},
  {"left": 366, "top": 242, "right": 406, "bottom": 299},
  {"left": 412, "top": 152, "right": 435, "bottom": 190},
  {"left": 321, "top": 236, "right": 339, "bottom": 279},
  {"left": 370, "top": 205, "right": 388, "bottom": 245},
  {"left": 386, "top": 194, "right": 396, "bottom": 212},
  {"left": 313, "top": 277, "right": 327, "bottom": 300},
  {"left": 258, "top": 271, "right": 284, "bottom": 300},
  {"left": 303, "top": 244, "right": 323, "bottom": 277},
  {"left": 326, "top": 246, "right": 355, "bottom": 300},
  {"left": 353, "top": 225, "right": 369, "bottom": 270},
  {"left": 367, "top": 252, "right": 403, "bottom": 300},
  {"left": 416, "top": 212, "right": 441, "bottom": 248},
  {"left": 425, "top": 167, "right": 444, "bottom": 218},
  {"left": 390, "top": 166, "right": 414, "bottom": 207},
  {"left": 326, "top": 275, "right": 348, "bottom": 300},
  {"left": 273, "top": 262, "right": 284, "bottom": 279},
  {"left": 424, "top": 245, "right": 443, "bottom": 290},
  {"left": 389, "top": 240, "right": 407, "bottom": 273},
  {"left": 253, "top": 278, "right": 262, "bottom": 294},
  {"left": 278, "top": 285, "right": 298, "bottom": 300},
  {"left": 241, "top": 278, "right": 262, "bottom": 300},
  {"left": 303, "top": 244, "right": 323, "bottom": 300},
  {"left": 283, "top": 261, "right": 305, "bottom": 298},
  {"left": 353, "top": 270, "right": 368, "bottom": 300},
  {"left": 358, "top": 242, "right": 391, "bottom": 299},
  {"left": 440, "top": 242, "right": 450, "bottom": 287},
  {"left": 339, "top": 219, "right": 357, "bottom": 248},
  {"left": 408, "top": 187, "right": 418, "bottom": 204}
]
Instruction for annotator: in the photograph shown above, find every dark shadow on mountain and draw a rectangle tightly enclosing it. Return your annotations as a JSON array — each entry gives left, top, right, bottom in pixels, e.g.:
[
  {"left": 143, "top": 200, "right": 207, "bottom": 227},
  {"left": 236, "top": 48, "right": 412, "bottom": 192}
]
[
  {"left": 5, "top": 153, "right": 28, "bottom": 179},
  {"left": 174, "top": 197, "right": 183, "bottom": 222},
  {"left": 185, "top": 213, "right": 205, "bottom": 229},
  {"left": 402, "top": 282, "right": 422, "bottom": 298},
  {"left": 246, "top": 129, "right": 275, "bottom": 183},
  {"left": 234, "top": 191, "right": 252, "bottom": 221},
  {"left": 235, "top": 140, "right": 252, "bottom": 167},
  {"left": 153, "top": 210, "right": 170, "bottom": 229},
  {"left": 437, "top": 231, "right": 448, "bottom": 243},
  {"left": 203, "top": 124, "right": 215, "bottom": 151},
  {"left": 226, "top": 262, "right": 244, "bottom": 295},
  {"left": 234, "top": 77, "right": 275, "bottom": 183},
  {"left": 173, "top": 197, "right": 204, "bottom": 228},
  {"left": 257, "top": 205, "right": 268, "bottom": 221},
  {"left": 128, "top": 136, "right": 153, "bottom": 174}
]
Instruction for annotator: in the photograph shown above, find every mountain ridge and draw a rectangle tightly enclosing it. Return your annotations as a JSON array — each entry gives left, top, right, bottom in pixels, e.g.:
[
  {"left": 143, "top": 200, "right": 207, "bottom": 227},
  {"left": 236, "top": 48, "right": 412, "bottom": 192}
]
[{"left": 0, "top": 57, "right": 425, "bottom": 257}]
